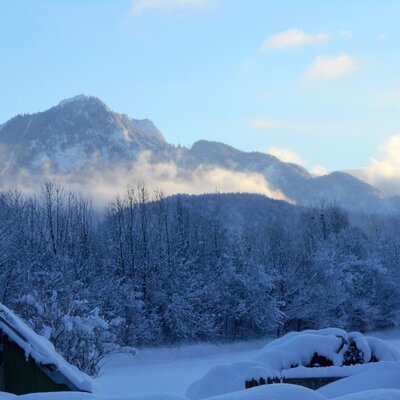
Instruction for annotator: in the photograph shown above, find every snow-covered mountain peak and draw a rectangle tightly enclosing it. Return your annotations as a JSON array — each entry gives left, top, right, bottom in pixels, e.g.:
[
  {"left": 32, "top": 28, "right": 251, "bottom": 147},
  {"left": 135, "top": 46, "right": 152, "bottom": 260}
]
[
  {"left": 0, "top": 95, "right": 170, "bottom": 174},
  {"left": 57, "top": 94, "right": 109, "bottom": 110},
  {"left": 54, "top": 95, "right": 166, "bottom": 145}
]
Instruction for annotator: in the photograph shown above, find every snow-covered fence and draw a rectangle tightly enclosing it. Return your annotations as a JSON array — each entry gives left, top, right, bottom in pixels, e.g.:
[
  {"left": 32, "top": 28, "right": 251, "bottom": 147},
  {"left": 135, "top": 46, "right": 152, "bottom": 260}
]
[{"left": 245, "top": 376, "right": 341, "bottom": 390}]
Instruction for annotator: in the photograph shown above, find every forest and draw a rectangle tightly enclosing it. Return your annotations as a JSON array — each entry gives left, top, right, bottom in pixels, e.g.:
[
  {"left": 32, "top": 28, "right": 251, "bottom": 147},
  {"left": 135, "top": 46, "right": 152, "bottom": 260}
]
[{"left": 0, "top": 181, "right": 399, "bottom": 375}]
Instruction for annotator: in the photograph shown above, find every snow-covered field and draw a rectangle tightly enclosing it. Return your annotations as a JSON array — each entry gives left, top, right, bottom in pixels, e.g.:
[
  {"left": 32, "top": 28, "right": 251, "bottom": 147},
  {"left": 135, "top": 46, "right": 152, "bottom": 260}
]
[{"left": 97, "top": 340, "right": 266, "bottom": 398}]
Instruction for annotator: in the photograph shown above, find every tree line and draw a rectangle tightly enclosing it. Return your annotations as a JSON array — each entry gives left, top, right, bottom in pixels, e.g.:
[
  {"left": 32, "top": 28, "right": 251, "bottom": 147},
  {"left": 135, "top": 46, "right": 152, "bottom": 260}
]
[{"left": 0, "top": 181, "right": 399, "bottom": 375}]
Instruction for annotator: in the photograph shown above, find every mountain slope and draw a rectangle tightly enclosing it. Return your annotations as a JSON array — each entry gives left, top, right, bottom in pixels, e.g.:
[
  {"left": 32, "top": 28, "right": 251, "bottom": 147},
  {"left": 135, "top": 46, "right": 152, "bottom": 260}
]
[
  {"left": 167, "top": 192, "right": 300, "bottom": 232},
  {"left": 0, "top": 95, "right": 398, "bottom": 212},
  {"left": 188, "top": 140, "right": 312, "bottom": 197},
  {"left": 185, "top": 141, "right": 397, "bottom": 212}
]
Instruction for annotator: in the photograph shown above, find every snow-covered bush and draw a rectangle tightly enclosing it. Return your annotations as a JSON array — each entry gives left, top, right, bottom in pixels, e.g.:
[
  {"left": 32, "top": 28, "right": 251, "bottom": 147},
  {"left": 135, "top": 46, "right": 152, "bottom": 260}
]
[{"left": 18, "top": 292, "right": 133, "bottom": 376}]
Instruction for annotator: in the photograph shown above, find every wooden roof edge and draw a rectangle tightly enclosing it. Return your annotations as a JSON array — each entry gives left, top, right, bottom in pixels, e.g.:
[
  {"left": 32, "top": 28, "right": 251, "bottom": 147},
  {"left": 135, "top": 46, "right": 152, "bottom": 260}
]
[{"left": 40, "top": 363, "right": 85, "bottom": 391}]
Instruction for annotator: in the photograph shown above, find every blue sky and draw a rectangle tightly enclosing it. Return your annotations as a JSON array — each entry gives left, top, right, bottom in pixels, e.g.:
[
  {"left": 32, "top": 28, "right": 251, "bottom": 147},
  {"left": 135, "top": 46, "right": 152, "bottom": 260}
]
[{"left": 1, "top": 0, "right": 400, "bottom": 175}]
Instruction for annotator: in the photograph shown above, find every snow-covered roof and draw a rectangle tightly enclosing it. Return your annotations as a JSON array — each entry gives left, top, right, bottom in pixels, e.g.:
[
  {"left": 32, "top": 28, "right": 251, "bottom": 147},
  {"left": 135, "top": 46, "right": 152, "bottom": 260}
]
[
  {"left": 255, "top": 328, "right": 400, "bottom": 372},
  {"left": 187, "top": 328, "right": 400, "bottom": 399},
  {"left": 0, "top": 303, "right": 97, "bottom": 393}
]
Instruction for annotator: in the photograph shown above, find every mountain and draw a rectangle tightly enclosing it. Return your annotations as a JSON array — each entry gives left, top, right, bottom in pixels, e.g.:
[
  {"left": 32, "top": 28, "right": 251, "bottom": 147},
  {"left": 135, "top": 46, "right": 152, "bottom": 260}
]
[
  {"left": 0, "top": 94, "right": 398, "bottom": 212},
  {"left": 0, "top": 95, "right": 170, "bottom": 175},
  {"left": 188, "top": 140, "right": 311, "bottom": 197},
  {"left": 184, "top": 141, "right": 398, "bottom": 212}
]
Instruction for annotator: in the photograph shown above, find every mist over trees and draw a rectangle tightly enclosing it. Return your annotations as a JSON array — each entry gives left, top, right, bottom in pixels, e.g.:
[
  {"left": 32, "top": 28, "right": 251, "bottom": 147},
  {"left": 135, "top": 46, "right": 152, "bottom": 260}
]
[{"left": 0, "top": 181, "right": 399, "bottom": 375}]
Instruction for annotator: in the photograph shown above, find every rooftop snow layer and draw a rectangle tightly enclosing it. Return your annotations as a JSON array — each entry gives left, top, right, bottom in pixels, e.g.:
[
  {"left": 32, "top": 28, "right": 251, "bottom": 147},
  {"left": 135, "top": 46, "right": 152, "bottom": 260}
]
[{"left": 0, "top": 303, "right": 97, "bottom": 393}]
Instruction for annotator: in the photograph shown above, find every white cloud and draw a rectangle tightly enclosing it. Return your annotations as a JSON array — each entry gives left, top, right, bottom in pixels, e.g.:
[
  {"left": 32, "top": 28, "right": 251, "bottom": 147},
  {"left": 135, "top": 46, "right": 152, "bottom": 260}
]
[
  {"left": 266, "top": 146, "right": 305, "bottom": 165},
  {"left": 2, "top": 151, "right": 291, "bottom": 205},
  {"left": 312, "top": 164, "right": 329, "bottom": 176},
  {"left": 305, "top": 54, "right": 358, "bottom": 81},
  {"left": 350, "top": 134, "right": 400, "bottom": 195},
  {"left": 375, "top": 34, "right": 386, "bottom": 44},
  {"left": 249, "top": 118, "right": 280, "bottom": 129},
  {"left": 261, "top": 29, "right": 329, "bottom": 51},
  {"left": 265, "top": 146, "right": 329, "bottom": 177},
  {"left": 374, "top": 135, "right": 400, "bottom": 170},
  {"left": 131, "top": 0, "right": 211, "bottom": 15}
]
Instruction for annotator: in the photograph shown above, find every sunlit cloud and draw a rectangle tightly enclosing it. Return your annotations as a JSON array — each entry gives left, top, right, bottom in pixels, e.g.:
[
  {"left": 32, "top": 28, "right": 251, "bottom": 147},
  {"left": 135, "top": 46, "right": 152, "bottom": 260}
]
[
  {"left": 265, "top": 146, "right": 329, "bottom": 176},
  {"left": 350, "top": 134, "right": 400, "bottom": 195},
  {"left": 266, "top": 146, "right": 305, "bottom": 165},
  {"left": 261, "top": 29, "right": 329, "bottom": 51},
  {"left": 249, "top": 118, "right": 280, "bottom": 129},
  {"left": 312, "top": 164, "right": 329, "bottom": 176},
  {"left": 131, "top": 0, "right": 212, "bottom": 15},
  {"left": 305, "top": 54, "right": 358, "bottom": 80},
  {"left": 0, "top": 151, "right": 291, "bottom": 206}
]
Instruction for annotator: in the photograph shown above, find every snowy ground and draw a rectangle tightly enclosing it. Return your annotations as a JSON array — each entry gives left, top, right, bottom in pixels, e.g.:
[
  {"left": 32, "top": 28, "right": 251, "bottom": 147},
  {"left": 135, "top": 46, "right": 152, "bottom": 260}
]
[
  {"left": 97, "top": 340, "right": 267, "bottom": 398},
  {"left": 369, "top": 329, "right": 400, "bottom": 351},
  {"left": 96, "top": 330, "right": 400, "bottom": 398}
]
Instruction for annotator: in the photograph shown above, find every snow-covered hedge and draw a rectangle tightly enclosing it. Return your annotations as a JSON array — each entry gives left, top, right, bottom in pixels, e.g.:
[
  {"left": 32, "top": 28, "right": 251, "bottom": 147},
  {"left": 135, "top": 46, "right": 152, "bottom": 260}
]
[{"left": 187, "top": 328, "right": 400, "bottom": 399}]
